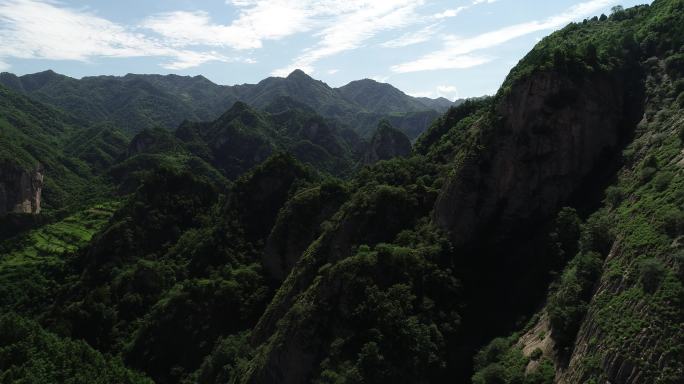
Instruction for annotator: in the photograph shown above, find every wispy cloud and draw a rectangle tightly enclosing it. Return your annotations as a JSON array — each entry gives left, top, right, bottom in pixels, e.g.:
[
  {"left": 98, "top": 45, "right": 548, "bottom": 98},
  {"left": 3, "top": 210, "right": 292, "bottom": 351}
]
[
  {"left": 381, "top": 23, "right": 441, "bottom": 48},
  {"left": 327, "top": 68, "right": 339, "bottom": 75},
  {"left": 142, "top": 0, "right": 431, "bottom": 76},
  {"left": 409, "top": 84, "right": 460, "bottom": 100},
  {"left": 395, "top": 55, "right": 492, "bottom": 73},
  {"left": 142, "top": 2, "right": 313, "bottom": 50},
  {"left": 391, "top": 0, "right": 618, "bottom": 73},
  {"left": 271, "top": 0, "right": 424, "bottom": 76},
  {"left": 380, "top": 0, "right": 494, "bottom": 51},
  {"left": 0, "top": 0, "right": 246, "bottom": 70}
]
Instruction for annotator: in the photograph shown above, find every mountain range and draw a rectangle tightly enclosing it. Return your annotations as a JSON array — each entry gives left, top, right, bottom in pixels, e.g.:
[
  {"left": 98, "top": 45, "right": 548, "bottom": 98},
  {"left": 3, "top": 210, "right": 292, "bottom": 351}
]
[
  {"left": 0, "top": 1, "right": 683, "bottom": 384},
  {"left": 0, "top": 69, "right": 459, "bottom": 140}
]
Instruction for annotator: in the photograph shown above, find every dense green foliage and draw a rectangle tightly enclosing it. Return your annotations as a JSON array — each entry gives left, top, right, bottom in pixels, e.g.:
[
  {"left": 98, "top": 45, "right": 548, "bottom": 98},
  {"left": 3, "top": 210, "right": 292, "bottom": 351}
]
[
  {"left": 0, "top": 313, "right": 150, "bottom": 384},
  {"left": 471, "top": 2, "right": 684, "bottom": 382},
  {"left": 0, "top": 69, "right": 454, "bottom": 139},
  {"left": 0, "top": 71, "right": 236, "bottom": 134},
  {"left": 472, "top": 335, "right": 554, "bottom": 384},
  {"left": 546, "top": 251, "right": 603, "bottom": 350},
  {"left": 0, "top": 203, "right": 117, "bottom": 317},
  {"left": 0, "top": 85, "right": 122, "bottom": 211},
  {"left": 2, "top": 1, "right": 684, "bottom": 383},
  {"left": 177, "top": 100, "right": 363, "bottom": 178},
  {"left": 338, "top": 78, "right": 451, "bottom": 115}
]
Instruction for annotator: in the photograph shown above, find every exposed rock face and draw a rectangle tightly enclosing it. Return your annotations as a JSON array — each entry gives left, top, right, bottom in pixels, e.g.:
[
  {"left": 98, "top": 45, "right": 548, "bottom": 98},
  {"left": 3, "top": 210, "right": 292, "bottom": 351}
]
[
  {"left": 0, "top": 162, "right": 44, "bottom": 215},
  {"left": 555, "top": 241, "right": 627, "bottom": 384},
  {"left": 516, "top": 311, "right": 558, "bottom": 376},
  {"left": 555, "top": 58, "right": 683, "bottom": 383},
  {"left": 434, "top": 70, "right": 641, "bottom": 247},
  {"left": 362, "top": 120, "right": 411, "bottom": 165}
]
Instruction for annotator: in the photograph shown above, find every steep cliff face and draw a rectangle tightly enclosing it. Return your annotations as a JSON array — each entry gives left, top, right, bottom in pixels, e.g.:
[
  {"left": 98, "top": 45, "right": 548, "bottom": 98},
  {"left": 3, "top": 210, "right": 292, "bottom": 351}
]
[
  {"left": 469, "top": 3, "right": 684, "bottom": 383},
  {"left": 0, "top": 162, "right": 43, "bottom": 216},
  {"left": 554, "top": 60, "right": 684, "bottom": 384},
  {"left": 433, "top": 69, "right": 642, "bottom": 248}
]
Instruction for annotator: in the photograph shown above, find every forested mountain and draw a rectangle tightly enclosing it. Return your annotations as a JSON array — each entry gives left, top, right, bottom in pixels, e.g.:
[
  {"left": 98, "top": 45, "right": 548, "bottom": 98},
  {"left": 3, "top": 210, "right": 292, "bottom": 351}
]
[
  {"left": 0, "top": 71, "right": 237, "bottom": 134},
  {"left": 1, "top": 1, "right": 684, "bottom": 384},
  {"left": 174, "top": 98, "right": 365, "bottom": 178},
  {"left": 338, "top": 78, "right": 454, "bottom": 114},
  {"left": 0, "top": 84, "right": 125, "bottom": 215},
  {"left": 0, "top": 69, "right": 455, "bottom": 140}
]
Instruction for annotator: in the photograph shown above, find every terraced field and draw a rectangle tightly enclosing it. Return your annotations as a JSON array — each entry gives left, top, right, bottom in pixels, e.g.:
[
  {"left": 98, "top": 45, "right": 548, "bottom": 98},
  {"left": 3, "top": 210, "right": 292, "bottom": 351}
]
[
  {"left": 0, "top": 202, "right": 118, "bottom": 267},
  {"left": 0, "top": 202, "right": 119, "bottom": 314}
]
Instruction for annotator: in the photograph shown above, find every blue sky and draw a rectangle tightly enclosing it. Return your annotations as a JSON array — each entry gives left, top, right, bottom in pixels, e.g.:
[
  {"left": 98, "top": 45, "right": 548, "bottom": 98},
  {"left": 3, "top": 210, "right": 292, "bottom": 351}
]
[{"left": 0, "top": 0, "right": 651, "bottom": 99}]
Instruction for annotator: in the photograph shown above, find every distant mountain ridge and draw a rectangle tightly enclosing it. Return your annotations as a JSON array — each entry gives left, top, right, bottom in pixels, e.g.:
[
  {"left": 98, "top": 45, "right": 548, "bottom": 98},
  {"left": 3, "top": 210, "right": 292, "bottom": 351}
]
[{"left": 0, "top": 69, "right": 461, "bottom": 139}]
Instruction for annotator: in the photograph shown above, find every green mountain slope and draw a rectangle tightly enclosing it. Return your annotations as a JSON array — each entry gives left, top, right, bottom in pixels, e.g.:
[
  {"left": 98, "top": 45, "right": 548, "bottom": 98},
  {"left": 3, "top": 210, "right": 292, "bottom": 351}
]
[
  {"left": 235, "top": 2, "right": 684, "bottom": 383},
  {"left": 230, "top": 70, "right": 456, "bottom": 139},
  {"left": 1, "top": 1, "right": 683, "bottom": 384},
  {"left": 338, "top": 78, "right": 458, "bottom": 114},
  {"left": 0, "top": 71, "right": 237, "bottom": 134},
  {"left": 0, "top": 313, "right": 150, "bottom": 384},
  {"left": 471, "top": 2, "right": 684, "bottom": 383},
  {"left": 0, "top": 69, "right": 454, "bottom": 139},
  {"left": 175, "top": 99, "right": 365, "bottom": 178},
  {"left": 0, "top": 85, "right": 123, "bottom": 214}
]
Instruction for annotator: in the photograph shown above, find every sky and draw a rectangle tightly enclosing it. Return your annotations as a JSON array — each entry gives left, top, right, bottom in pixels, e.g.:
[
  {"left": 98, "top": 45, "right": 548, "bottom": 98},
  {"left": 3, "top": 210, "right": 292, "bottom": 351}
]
[{"left": 0, "top": 0, "right": 652, "bottom": 99}]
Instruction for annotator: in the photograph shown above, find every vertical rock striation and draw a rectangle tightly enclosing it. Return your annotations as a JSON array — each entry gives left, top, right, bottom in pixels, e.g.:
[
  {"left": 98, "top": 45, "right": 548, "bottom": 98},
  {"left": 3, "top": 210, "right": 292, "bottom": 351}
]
[
  {"left": 433, "top": 70, "right": 642, "bottom": 247},
  {"left": 0, "top": 162, "right": 44, "bottom": 215}
]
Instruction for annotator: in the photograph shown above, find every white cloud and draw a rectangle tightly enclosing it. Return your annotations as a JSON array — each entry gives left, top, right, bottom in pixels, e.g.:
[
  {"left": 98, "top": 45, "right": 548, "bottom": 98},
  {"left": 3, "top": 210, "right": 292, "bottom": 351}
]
[
  {"left": 433, "top": 6, "right": 468, "bottom": 19},
  {"left": 381, "top": 23, "right": 440, "bottom": 48},
  {"left": 381, "top": 0, "right": 499, "bottom": 50},
  {"left": 380, "top": 0, "right": 498, "bottom": 51},
  {"left": 327, "top": 68, "right": 339, "bottom": 75},
  {"left": 142, "top": 3, "right": 311, "bottom": 50},
  {"left": 163, "top": 51, "right": 233, "bottom": 70},
  {"left": 393, "top": 54, "right": 492, "bottom": 73},
  {"left": 368, "top": 75, "right": 389, "bottom": 83},
  {"left": 271, "top": 0, "right": 424, "bottom": 76},
  {"left": 391, "top": 0, "right": 618, "bottom": 73},
  {"left": 437, "top": 85, "right": 459, "bottom": 97},
  {"left": 145, "top": 0, "right": 432, "bottom": 76},
  {"left": 144, "top": 0, "right": 426, "bottom": 76},
  {"left": 409, "top": 84, "right": 460, "bottom": 100},
  {"left": 0, "top": 0, "right": 244, "bottom": 69},
  {"left": 0, "top": 59, "right": 8, "bottom": 71},
  {"left": 0, "top": 0, "right": 501, "bottom": 74}
]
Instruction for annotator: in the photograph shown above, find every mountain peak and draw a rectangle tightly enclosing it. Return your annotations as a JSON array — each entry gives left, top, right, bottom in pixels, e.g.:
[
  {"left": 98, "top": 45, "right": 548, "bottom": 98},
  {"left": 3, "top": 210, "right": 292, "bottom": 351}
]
[
  {"left": 227, "top": 100, "right": 253, "bottom": 113},
  {"left": 215, "top": 100, "right": 263, "bottom": 127},
  {"left": 286, "top": 69, "right": 312, "bottom": 80}
]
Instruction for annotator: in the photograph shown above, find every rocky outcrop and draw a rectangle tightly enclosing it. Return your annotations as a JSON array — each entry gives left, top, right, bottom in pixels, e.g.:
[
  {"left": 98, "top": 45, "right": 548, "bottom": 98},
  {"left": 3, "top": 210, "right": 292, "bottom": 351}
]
[
  {"left": 433, "top": 70, "right": 642, "bottom": 247},
  {"left": 516, "top": 311, "right": 559, "bottom": 376},
  {"left": 0, "top": 162, "right": 44, "bottom": 215},
  {"left": 362, "top": 120, "right": 411, "bottom": 165}
]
